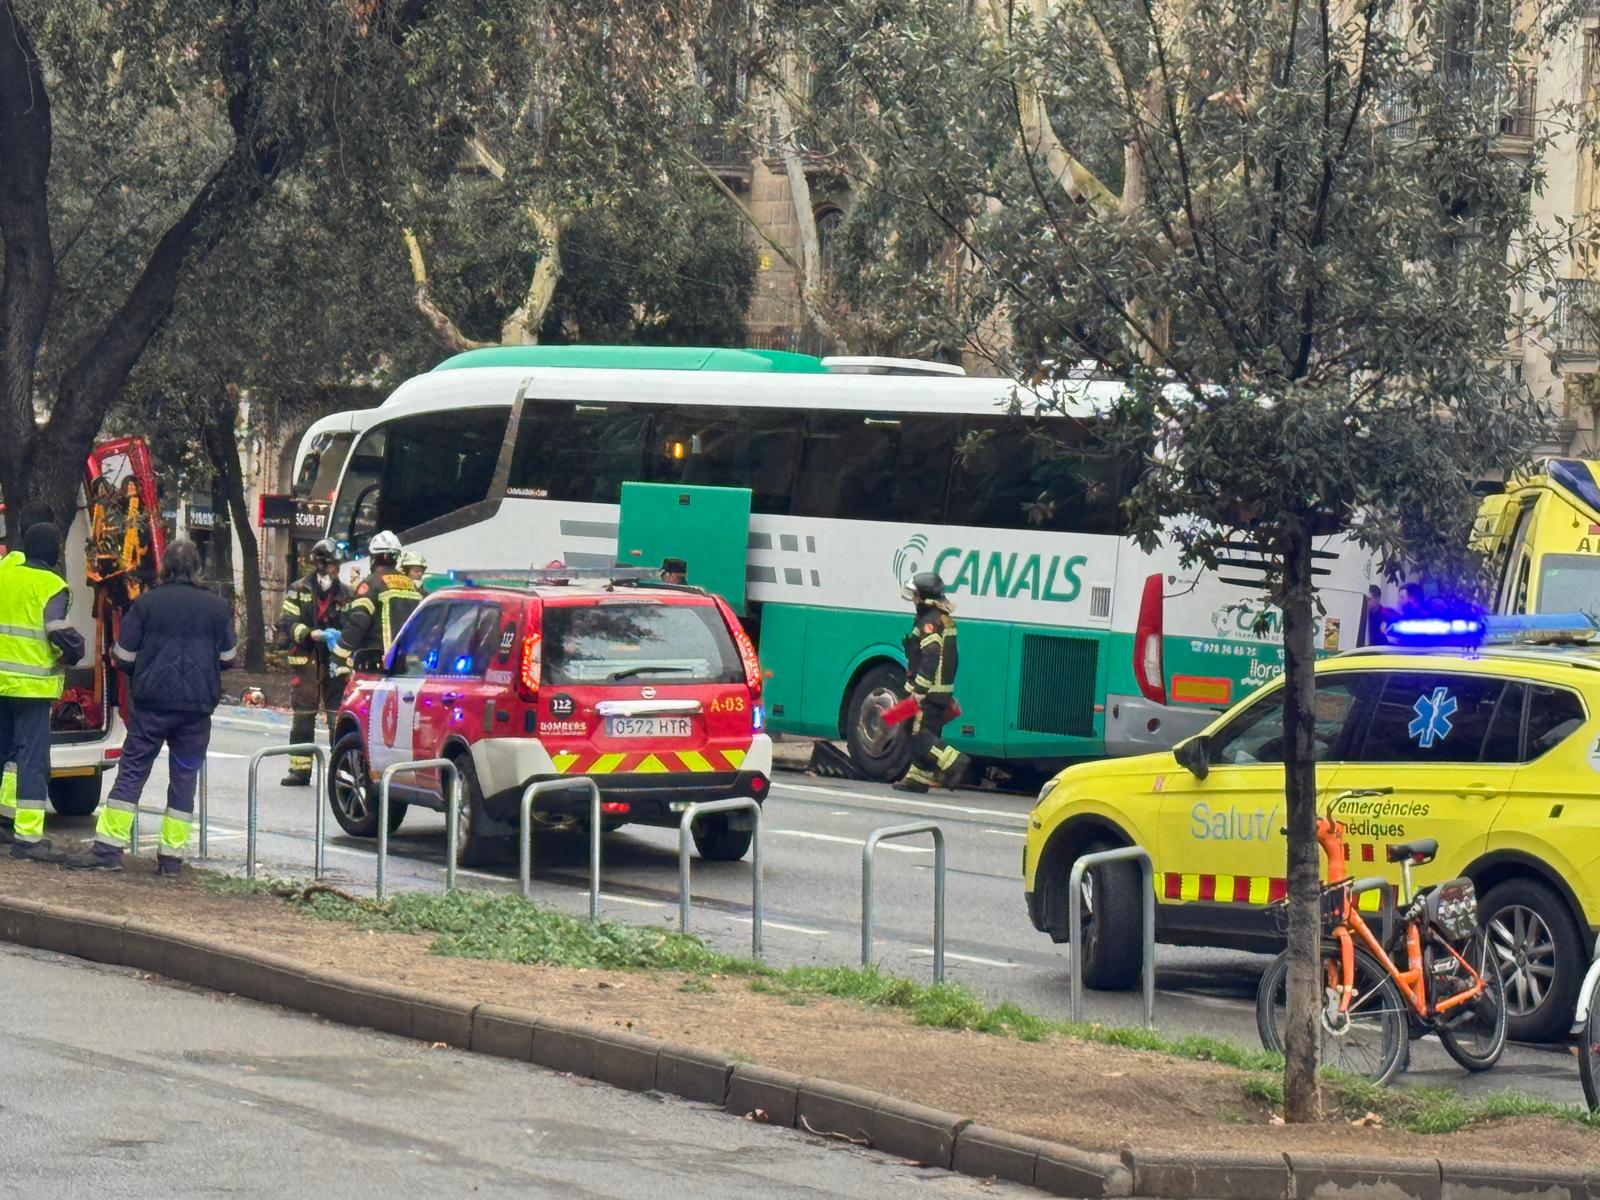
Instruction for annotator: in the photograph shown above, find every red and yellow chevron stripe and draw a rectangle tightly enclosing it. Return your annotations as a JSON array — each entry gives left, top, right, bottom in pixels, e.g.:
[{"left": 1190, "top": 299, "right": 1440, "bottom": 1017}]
[
  {"left": 550, "top": 747, "right": 748, "bottom": 775},
  {"left": 1160, "top": 872, "right": 1384, "bottom": 911}
]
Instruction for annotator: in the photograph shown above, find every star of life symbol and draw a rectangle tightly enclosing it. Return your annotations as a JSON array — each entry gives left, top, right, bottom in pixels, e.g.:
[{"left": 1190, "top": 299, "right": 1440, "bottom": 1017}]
[{"left": 1408, "top": 687, "right": 1457, "bottom": 748}]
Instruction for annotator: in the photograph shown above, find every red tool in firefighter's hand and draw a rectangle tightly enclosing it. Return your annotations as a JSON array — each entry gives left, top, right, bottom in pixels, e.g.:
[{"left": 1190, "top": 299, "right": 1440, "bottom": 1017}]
[{"left": 881, "top": 695, "right": 961, "bottom": 726}]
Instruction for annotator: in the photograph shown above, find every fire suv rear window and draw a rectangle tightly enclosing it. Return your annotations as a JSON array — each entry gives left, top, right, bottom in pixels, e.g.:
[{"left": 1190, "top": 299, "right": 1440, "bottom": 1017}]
[{"left": 541, "top": 603, "right": 743, "bottom": 686}]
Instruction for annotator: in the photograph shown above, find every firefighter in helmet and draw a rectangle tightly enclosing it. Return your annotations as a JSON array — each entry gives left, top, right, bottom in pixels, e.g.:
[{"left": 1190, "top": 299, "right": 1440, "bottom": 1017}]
[
  {"left": 332, "top": 532, "right": 423, "bottom": 675},
  {"left": 399, "top": 548, "right": 428, "bottom": 584},
  {"left": 896, "top": 572, "right": 971, "bottom": 793},
  {"left": 276, "top": 538, "right": 350, "bottom": 786}
]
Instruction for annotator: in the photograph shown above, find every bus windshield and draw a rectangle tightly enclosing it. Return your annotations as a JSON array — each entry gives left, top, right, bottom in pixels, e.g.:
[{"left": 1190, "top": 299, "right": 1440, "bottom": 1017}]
[{"left": 1538, "top": 554, "right": 1600, "bottom": 616}]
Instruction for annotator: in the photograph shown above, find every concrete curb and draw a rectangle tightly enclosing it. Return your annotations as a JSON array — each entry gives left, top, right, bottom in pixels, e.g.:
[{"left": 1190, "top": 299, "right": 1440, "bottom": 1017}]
[{"left": 0, "top": 892, "right": 1588, "bottom": 1200}]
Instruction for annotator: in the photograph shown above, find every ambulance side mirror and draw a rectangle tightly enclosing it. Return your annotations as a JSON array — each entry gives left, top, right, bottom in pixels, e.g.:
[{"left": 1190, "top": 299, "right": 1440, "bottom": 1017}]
[{"left": 1174, "top": 734, "right": 1210, "bottom": 781}]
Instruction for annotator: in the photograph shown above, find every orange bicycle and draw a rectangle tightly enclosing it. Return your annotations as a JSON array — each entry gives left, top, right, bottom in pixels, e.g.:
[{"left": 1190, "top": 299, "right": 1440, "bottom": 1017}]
[{"left": 1255, "top": 789, "right": 1506, "bottom": 1085}]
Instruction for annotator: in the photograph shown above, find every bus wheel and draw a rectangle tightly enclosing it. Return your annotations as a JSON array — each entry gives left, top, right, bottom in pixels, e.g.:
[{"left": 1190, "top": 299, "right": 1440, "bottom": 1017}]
[{"left": 844, "top": 664, "right": 912, "bottom": 783}]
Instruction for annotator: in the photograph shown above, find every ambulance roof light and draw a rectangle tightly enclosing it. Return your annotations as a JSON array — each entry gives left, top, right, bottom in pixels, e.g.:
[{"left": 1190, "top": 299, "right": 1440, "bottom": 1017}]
[{"left": 1385, "top": 611, "right": 1600, "bottom": 648}]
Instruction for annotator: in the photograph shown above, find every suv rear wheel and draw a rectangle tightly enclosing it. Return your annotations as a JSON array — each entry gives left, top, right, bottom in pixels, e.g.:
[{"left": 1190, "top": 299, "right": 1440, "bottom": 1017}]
[
  {"left": 329, "top": 731, "right": 407, "bottom": 839},
  {"left": 451, "top": 752, "right": 513, "bottom": 868},
  {"left": 1481, "top": 877, "right": 1583, "bottom": 1043},
  {"left": 48, "top": 773, "right": 102, "bottom": 817},
  {"left": 692, "top": 813, "right": 754, "bottom": 861},
  {"left": 844, "top": 663, "right": 912, "bottom": 782}
]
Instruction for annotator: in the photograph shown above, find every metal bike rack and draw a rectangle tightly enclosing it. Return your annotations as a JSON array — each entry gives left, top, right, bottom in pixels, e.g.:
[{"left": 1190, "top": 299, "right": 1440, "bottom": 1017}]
[
  {"left": 678, "top": 798, "right": 763, "bottom": 958},
  {"left": 197, "top": 756, "right": 209, "bottom": 860},
  {"left": 862, "top": 822, "right": 947, "bottom": 983},
  {"left": 1068, "top": 846, "right": 1156, "bottom": 1028},
  {"left": 377, "top": 758, "right": 461, "bottom": 902},
  {"left": 245, "top": 744, "right": 329, "bottom": 881},
  {"left": 519, "top": 777, "right": 602, "bottom": 922}
]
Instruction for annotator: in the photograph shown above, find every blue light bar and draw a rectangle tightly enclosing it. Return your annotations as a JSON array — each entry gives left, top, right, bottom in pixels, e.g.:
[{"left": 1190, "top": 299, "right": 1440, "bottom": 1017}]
[
  {"left": 1482, "top": 612, "right": 1600, "bottom": 644},
  {"left": 1387, "top": 616, "right": 1485, "bottom": 642}
]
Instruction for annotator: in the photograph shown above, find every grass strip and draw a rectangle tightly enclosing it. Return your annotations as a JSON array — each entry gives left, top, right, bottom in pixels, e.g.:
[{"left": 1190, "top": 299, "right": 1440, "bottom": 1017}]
[{"left": 204, "top": 876, "right": 1597, "bottom": 1135}]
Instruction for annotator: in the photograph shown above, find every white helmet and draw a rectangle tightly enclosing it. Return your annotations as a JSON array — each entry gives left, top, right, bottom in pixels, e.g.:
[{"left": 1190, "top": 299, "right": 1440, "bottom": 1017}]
[
  {"left": 368, "top": 530, "right": 403, "bottom": 559},
  {"left": 398, "top": 549, "right": 427, "bottom": 571}
]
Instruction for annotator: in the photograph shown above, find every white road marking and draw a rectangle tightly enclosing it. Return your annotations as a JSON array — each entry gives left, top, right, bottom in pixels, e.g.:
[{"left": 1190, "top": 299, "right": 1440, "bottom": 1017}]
[
  {"left": 984, "top": 828, "right": 1028, "bottom": 839},
  {"left": 730, "top": 916, "right": 829, "bottom": 937},
  {"left": 767, "top": 829, "right": 930, "bottom": 853},
  {"left": 909, "top": 948, "right": 1018, "bottom": 969},
  {"left": 770, "top": 780, "right": 1027, "bottom": 825},
  {"left": 599, "top": 892, "right": 671, "bottom": 909},
  {"left": 205, "top": 751, "right": 250, "bottom": 759}
]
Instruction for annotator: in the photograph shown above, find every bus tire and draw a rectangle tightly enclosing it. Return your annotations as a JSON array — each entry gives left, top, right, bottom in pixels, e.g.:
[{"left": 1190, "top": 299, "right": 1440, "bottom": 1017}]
[
  {"left": 844, "top": 664, "right": 912, "bottom": 783},
  {"left": 48, "top": 773, "right": 102, "bottom": 817},
  {"left": 1077, "top": 839, "right": 1143, "bottom": 991}
]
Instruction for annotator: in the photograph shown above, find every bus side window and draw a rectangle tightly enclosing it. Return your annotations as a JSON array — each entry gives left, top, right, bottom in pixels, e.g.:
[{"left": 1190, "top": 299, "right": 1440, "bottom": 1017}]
[
  {"left": 648, "top": 407, "right": 805, "bottom": 514},
  {"left": 329, "top": 426, "right": 387, "bottom": 557},
  {"left": 508, "top": 401, "right": 649, "bottom": 503},
  {"left": 380, "top": 408, "right": 508, "bottom": 535},
  {"left": 946, "top": 418, "right": 1130, "bottom": 534},
  {"left": 792, "top": 412, "right": 958, "bottom": 522}
]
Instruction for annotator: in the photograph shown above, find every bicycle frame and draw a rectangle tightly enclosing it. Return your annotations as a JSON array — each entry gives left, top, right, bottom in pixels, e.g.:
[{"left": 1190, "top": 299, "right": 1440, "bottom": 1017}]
[{"left": 1315, "top": 805, "right": 1488, "bottom": 1022}]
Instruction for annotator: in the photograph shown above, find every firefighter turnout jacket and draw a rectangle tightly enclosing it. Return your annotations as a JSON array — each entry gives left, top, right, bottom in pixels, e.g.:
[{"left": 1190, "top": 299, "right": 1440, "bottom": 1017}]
[
  {"left": 906, "top": 602, "right": 958, "bottom": 698},
  {"left": 277, "top": 574, "right": 351, "bottom": 667},
  {"left": 333, "top": 567, "right": 422, "bottom": 672}
]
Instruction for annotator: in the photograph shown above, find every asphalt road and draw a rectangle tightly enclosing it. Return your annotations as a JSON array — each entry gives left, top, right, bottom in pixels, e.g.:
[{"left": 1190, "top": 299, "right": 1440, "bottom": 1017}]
[
  {"left": 37, "top": 712, "right": 1586, "bottom": 1106},
  {"left": 0, "top": 942, "right": 1036, "bottom": 1199}
]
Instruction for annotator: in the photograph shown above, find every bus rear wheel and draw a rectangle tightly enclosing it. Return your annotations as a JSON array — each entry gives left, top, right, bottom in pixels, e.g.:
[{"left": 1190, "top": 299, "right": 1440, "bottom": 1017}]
[{"left": 844, "top": 664, "right": 912, "bottom": 783}]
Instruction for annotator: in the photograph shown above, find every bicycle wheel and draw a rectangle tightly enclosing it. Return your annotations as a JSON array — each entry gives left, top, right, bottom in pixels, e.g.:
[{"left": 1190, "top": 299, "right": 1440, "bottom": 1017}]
[
  {"left": 1256, "top": 946, "right": 1408, "bottom": 1086},
  {"left": 1437, "top": 931, "right": 1508, "bottom": 1072},
  {"left": 1580, "top": 980, "right": 1600, "bottom": 1111}
]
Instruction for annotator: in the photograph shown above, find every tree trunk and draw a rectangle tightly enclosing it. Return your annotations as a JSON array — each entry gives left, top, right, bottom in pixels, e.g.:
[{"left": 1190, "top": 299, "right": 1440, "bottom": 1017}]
[
  {"left": 1279, "top": 517, "right": 1323, "bottom": 1122},
  {"left": 203, "top": 411, "right": 267, "bottom": 671}
]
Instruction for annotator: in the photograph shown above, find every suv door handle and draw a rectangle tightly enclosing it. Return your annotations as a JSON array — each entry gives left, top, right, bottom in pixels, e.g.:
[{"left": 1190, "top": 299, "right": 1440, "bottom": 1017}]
[
  {"left": 401, "top": 692, "right": 416, "bottom": 702},
  {"left": 1458, "top": 786, "right": 1498, "bottom": 800}
]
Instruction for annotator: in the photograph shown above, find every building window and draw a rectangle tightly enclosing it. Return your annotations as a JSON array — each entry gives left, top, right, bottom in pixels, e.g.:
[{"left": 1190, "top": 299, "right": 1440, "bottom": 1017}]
[{"left": 815, "top": 207, "right": 844, "bottom": 277}]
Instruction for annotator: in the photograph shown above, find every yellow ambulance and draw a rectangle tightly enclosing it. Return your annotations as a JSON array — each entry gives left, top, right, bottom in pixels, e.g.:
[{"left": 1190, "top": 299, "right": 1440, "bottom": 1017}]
[{"left": 1475, "top": 458, "right": 1600, "bottom": 616}]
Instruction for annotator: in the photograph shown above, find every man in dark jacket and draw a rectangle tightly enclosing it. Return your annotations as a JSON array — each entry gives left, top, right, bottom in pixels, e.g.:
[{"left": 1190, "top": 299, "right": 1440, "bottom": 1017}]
[
  {"left": 276, "top": 538, "right": 350, "bottom": 786},
  {"left": 67, "top": 538, "right": 236, "bottom": 873}
]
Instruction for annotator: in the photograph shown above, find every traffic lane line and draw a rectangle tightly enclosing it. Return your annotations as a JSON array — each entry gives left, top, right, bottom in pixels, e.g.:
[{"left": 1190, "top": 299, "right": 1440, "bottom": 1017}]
[
  {"left": 770, "top": 779, "right": 1029, "bottom": 823},
  {"left": 908, "top": 948, "right": 1018, "bottom": 969},
  {"left": 767, "top": 829, "right": 931, "bottom": 853}
]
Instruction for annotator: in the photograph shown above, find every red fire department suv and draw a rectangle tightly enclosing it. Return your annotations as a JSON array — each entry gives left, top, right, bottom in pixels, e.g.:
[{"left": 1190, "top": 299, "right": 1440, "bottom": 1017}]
[{"left": 328, "top": 572, "right": 772, "bottom": 866}]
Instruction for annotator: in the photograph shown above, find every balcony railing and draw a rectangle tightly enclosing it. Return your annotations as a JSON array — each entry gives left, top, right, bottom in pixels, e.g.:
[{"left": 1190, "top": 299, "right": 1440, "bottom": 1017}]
[
  {"left": 1554, "top": 278, "right": 1600, "bottom": 358},
  {"left": 1379, "top": 64, "right": 1536, "bottom": 142},
  {"left": 687, "top": 122, "right": 752, "bottom": 172}
]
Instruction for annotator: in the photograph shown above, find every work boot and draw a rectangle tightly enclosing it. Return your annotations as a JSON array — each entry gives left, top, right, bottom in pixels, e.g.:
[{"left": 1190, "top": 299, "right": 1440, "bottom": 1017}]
[
  {"left": 280, "top": 770, "right": 312, "bottom": 787},
  {"left": 892, "top": 777, "right": 930, "bottom": 794},
  {"left": 940, "top": 752, "right": 975, "bottom": 791},
  {"left": 156, "top": 853, "right": 184, "bottom": 878},
  {"left": 11, "top": 839, "right": 65, "bottom": 864},
  {"left": 0, "top": 820, "right": 13, "bottom": 845},
  {"left": 63, "top": 843, "right": 124, "bottom": 871}
]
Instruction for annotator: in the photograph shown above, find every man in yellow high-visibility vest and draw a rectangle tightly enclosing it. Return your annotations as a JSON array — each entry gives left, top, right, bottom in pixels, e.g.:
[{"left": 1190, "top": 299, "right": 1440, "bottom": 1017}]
[{"left": 0, "top": 523, "right": 86, "bottom": 861}]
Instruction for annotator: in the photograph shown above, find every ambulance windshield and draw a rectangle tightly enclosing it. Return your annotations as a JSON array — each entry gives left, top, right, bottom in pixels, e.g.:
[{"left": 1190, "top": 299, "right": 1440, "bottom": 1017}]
[{"left": 1537, "top": 555, "right": 1600, "bottom": 618}]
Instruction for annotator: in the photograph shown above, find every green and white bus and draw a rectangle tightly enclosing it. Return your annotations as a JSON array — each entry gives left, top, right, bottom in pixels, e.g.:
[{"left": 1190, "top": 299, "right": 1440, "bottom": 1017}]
[{"left": 298, "top": 345, "right": 1377, "bottom": 780}]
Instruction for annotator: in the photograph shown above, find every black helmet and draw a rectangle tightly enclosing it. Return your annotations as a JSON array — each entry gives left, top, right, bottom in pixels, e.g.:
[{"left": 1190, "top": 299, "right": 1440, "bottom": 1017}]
[
  {"left": 903, "top": 571, "right": 946, "bottom": 603},
  {"left": 310, "top": 538, "right": 340, "bottom": 565}
]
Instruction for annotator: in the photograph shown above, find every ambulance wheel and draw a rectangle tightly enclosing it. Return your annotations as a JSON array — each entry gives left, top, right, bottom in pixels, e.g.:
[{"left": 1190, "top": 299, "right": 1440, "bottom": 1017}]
[
  {"left": 48, "top": 773, "right": 102, "bottom": 817},
  {"left": 450, "top": 751, "right": 512, "bottom": 868},
  {"left": 329, "top": 732, "right": 407, "bottom": 838},
  {"left": 692, "top": 814, "right": 753, "bottom": 862},
  {"left": 845, "top": 664, "right": 912, "bottom": 783},
  {"left": 1481, "top": 877, "right": 1583, "bottom": 1043},
  {"left": 1077, "top": 839, "right": 1143, "bottom": 991}
]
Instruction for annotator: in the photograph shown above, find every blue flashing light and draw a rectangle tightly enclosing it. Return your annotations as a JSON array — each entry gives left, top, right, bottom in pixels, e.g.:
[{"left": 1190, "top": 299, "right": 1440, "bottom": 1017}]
[
  {"left": 1385, "top": 615, "right": 1486, "bottom": 647},
  {"left": 451, "top": 655, "right": 473, "bottom": 673},
  {"left": 1483, "top": 612, "right": 1600, "bottom": 644},
  {"left": 424, "top": 650, "right": 439, "bottom": 670},
  {"left": 752, "top": 704, "right": 766, "bottom": 732}
]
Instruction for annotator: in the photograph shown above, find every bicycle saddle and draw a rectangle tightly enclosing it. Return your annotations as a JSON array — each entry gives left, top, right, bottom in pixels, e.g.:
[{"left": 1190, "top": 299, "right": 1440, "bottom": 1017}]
[{"left": 1385, "top": 838, "right": 1438, "bottom": 865}]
